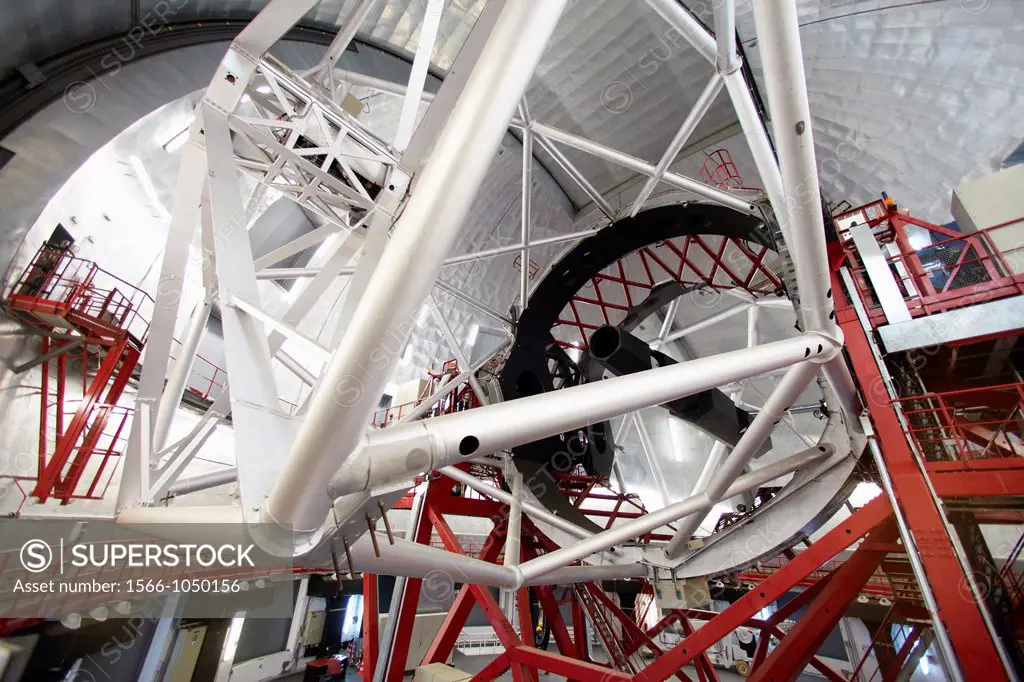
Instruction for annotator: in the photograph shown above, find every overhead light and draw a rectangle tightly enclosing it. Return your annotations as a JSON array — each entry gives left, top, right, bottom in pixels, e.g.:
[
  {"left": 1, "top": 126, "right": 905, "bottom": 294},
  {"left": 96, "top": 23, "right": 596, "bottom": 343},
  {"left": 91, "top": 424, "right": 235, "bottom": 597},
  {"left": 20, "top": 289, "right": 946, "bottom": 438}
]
[{"left": 256, "top": 84, "right": 272, "bottom": 94}]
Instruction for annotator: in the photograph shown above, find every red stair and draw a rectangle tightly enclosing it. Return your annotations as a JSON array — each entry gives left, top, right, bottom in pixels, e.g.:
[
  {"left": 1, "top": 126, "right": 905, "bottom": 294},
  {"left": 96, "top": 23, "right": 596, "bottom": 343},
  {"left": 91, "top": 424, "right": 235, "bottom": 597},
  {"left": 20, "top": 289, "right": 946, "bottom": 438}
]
[{"left": 5, "top": 246, "right": 149, "bottom": 504}]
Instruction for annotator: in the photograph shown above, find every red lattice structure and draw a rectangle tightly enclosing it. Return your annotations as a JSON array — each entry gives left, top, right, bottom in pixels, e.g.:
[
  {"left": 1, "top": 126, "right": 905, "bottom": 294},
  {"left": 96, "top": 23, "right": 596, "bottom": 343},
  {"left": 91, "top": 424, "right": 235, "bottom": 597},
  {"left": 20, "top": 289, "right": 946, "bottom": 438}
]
[
  {"left": 700, "top": 149, "right": 763, "bottom": 194},
  {"left": 553, "top": 235, "right": 782, "bottom": 349},
  {"left": 896, "top": 382, "right": 1024, "bottom": 464}
]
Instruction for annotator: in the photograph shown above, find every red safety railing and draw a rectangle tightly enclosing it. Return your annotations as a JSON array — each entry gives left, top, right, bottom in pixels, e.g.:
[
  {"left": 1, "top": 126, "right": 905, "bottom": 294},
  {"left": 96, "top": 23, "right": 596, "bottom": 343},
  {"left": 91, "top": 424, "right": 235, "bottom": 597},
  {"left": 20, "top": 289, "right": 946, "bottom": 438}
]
[
  {"left": 371, "top": 400, "right": 418, "bottom": 428},
  {"left": 735, "top": 554, "right": 895, "bottom": 600},
  {"left": 169, "top": 338, "right": 227, "bottom": 402},
  {"left": 370, "top": 359, "right": 479, "bottom": 429},
  {"left": 840, "top": 203, "right": 1024, "bottom": 327},
  {"left": 34, "top": 399, "right": 134, "bottom": 503},
  {"left": 7, "top": 246, "right": 154, "bottom": 344},
  {"left": 699, "top": 149, "right": 762, "bottom": 193},
  {"left": 62, "top": 403, "right": 134, "bottom": 501},
  {"left": 894, "top": 382, "right": 1024, "bottom": 463}
]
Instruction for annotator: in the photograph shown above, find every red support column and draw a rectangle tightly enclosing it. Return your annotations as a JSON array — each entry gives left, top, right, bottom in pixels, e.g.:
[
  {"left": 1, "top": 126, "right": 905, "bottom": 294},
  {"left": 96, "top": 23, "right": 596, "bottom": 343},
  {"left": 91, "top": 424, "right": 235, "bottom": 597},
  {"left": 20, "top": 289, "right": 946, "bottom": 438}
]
[
  {"left": 517, "top": 585, "right": 534, "bottom": 649},
  {"left": 508, "top": 646, "right": 631, "bottom": 681},
  {"left": 634, "top": 497, "right": 893, "bottom": 682},
  {"left": 834, "top": 265, "right": 1010, "bottom": 677},
  {"left": 382, "top": 485, "right": 437, "bottom": 682},
  {"left": 585, "top": 582, "right": 692, "bottom": 682},
  {"left": 362, "top": 573, "right": 378, "bottom": 681},
  {"left": 535, "top": 585, "right": 576, "bottom": 657},
  {"left": 427, "top": 506, "right": 536, "bottom": 682},
  {"left": 422, "top": 525, "right": 505, "bottom": 665},
  {"left": 752, "top": 573, "right": 835, "bottom": 670},
  {"left": 678, "top": 614, "right": 718, "bottom": 682},
  {"left": 469, "top": 653, "right": 511, "bottom": 682},
  {"left": 749, "top": 520, "right": 898, "bottom": 682}
]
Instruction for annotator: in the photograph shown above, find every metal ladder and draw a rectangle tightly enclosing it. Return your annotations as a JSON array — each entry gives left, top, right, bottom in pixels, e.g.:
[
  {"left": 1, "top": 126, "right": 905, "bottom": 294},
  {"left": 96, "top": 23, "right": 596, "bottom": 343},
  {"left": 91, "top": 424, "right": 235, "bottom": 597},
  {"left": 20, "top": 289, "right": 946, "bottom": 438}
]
[{"left": 574, "top": 585, "right": 637, "bottom": 673}]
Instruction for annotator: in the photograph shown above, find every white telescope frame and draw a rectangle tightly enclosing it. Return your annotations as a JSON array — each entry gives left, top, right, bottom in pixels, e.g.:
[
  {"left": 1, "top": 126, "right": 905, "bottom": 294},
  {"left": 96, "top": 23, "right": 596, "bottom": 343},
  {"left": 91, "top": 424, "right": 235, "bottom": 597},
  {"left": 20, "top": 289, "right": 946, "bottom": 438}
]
[{"left": 119, "top": 0, "right": 861, "bottom": 592}]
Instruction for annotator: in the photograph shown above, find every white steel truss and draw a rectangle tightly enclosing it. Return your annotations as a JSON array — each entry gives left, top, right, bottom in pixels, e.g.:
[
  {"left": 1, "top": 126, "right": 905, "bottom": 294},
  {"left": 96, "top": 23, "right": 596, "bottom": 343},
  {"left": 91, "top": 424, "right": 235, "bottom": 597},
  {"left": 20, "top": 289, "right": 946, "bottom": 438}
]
[{"left": 118, "top": 0, "right": 866, "bottom": 611}]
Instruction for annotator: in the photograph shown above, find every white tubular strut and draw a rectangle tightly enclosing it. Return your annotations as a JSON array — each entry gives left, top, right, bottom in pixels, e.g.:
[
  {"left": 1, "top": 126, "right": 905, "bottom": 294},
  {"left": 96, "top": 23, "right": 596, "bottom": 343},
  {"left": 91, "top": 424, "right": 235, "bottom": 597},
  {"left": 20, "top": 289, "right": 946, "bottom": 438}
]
[
  {"left": 263, "top": 0, "right": 569, "bottom": 534},
  {"left": 515, "top": 446, "right": 833, "bottom": 583},
  {"left": 329, "top": 333, "right": 837, "bottom": 498},
  {"left": 664, "top": 361, "right": 819, "bottom": 557}
]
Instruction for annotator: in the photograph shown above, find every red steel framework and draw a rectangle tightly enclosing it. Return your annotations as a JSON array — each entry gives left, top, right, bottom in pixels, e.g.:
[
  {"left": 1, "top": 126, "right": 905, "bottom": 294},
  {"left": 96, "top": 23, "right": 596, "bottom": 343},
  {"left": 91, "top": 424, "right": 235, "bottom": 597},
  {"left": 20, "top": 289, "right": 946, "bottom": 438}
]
[
  {"left": 360, "top": 196, "right": 1024, "bottom": 682},
  {"left": 5, "top": 246, "right": 149, "bottom": 504},
  {"left": 5, "top": 195, "right": 1024, "bottom": 680},
  {"left": 554, "top": 233, "right": 782, "bottom": 349}
]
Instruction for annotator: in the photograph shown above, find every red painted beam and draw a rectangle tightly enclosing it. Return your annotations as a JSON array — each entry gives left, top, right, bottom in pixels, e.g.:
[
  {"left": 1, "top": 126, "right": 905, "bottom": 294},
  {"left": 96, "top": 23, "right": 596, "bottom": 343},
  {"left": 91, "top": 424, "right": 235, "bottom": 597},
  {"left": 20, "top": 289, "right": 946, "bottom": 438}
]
[
  {"left": 931, "top": 469, "right": 1024, "bottom": 498},
  {"left": 362, "top": 573, "right": 378, "bottom": 681},
  {"left": 433, "top": 496, "right": 505, "bottom": 517},
  {"left": 35, "top": 336, "right": 129, "bottom": 501},
  {"left": 383, "top": 490, "right": 436, "bottom": 682},
  {"left": 834, "top": 263, "right": 1010, "bottom": 678},
  {"left": 586, "top": 583, "right": 691, "bottom": 682},
  {"left": 535, "top": 585, "right": 576, "bottom": 658},
  {"left": 679, "top": 614, "right": 718, "bottom": 682},
  {"left": 749, "top": 520, "right": 897, "bottom": 682},
  {"left": 422, "top": 525, "right": 504, "bottom": 664},
  {"left": 469, "top": 653, "right": 511, "bottom": 682},
  {"left": 927, "top": 458, "right": 1024, "bottom": 473},
  {"left": 508, "top": 646, "right": 632, "bottom": 681},
  {"left": 428, "top": 507, "right": 535, "bottom": 682},
  {"left": 633, "top": 496, "right": 893, "bottom": 682}
]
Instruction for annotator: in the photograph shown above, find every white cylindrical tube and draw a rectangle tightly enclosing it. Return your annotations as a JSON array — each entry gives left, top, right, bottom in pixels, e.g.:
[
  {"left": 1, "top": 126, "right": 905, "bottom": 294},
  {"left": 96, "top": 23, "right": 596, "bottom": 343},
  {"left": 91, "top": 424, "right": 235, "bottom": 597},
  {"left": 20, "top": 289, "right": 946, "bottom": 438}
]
[
  {"left": 504, "top": 465, "right": 523, "bottom": 569},
  {"left": 524, "top": 563, "right": 648, "bottom": 586},
  {"left": 153, "top": 299, "right": 211, "bottom": 451},
  {"left": 644, "top": 0, "right": 716, "bottom": 64},
  {"left": 166, "top": 468, "right": 238, "bottom": 497},
  {"left": 329, "top": 334, "right": 833, "bottom": 497},
  {"left": 439, "top": 466, "right": 593, "bottom": 540},
  {"left": 264, "top": 0, "right": 569, "bottom": 534},
  {"left": 713, "top": 0, "right": 740, "bottom": 74},
  {"left": 751, "top": 0, "right": 839, "bottom": 338},
  {"left": 532, "top": 121, "right": 755, "bottom": 215}
]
